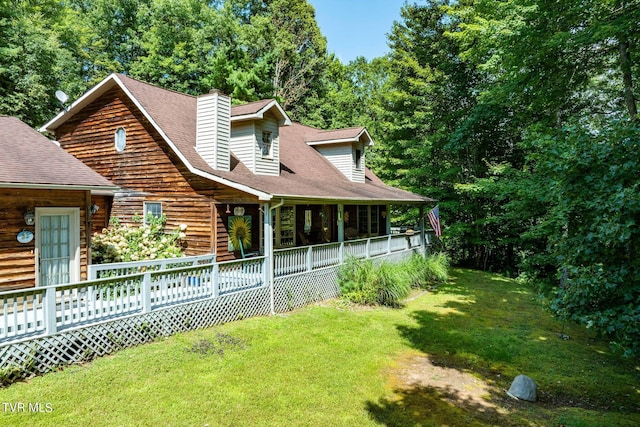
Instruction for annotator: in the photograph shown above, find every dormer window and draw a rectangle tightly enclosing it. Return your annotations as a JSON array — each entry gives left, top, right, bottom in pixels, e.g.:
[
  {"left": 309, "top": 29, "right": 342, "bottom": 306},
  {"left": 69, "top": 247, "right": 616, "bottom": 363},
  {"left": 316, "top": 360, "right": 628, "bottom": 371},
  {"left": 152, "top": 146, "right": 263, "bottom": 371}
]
[
  {"left": 260, "top": 130, "right": 272, "bottom": 158},
  {"left": 354, "top": 148, "right": 363, "bottom": 170}
]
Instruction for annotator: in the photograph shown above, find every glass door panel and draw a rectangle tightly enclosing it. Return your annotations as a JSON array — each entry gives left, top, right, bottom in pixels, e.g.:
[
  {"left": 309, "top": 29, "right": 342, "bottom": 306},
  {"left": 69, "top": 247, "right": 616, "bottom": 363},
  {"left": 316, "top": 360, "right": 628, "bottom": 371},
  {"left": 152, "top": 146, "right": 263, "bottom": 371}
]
[{"left": 39, "top": 214, "right": 71, "bottom": 286}]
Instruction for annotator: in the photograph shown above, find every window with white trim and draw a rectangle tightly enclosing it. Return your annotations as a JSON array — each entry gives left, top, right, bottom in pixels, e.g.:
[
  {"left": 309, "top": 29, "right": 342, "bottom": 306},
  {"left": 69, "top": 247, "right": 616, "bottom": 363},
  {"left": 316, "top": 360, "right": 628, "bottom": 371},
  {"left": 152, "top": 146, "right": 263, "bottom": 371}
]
[
  {"left": 115, "top": 127, "right": 126, "bottom": 152},
  {"left": 260, "top": 130, "right": 272, "bottom": 158},
  {"left": 354, "top": 148, "right": 363, "bottom": 170},
  {"left": 143, "top": 202, "right": 162, "bottom": 224}
]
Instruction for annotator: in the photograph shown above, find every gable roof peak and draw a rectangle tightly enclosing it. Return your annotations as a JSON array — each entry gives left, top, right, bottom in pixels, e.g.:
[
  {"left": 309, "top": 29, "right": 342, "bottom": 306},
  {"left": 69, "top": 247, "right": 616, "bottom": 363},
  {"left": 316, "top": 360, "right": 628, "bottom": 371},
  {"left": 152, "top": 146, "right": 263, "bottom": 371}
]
[
  {"left": 305, "top": 126, "right": 374, "bottom": 147},
  {"left": 231, "top": 99, "right": 292, "bottom": 126}
]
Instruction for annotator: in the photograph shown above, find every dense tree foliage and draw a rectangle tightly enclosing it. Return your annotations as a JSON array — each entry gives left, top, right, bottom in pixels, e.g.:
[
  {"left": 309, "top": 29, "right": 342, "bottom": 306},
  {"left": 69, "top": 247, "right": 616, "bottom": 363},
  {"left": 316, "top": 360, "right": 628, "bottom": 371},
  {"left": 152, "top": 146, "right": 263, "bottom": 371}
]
[
  {"left": 425, "top": 0, "right": 638, "bottom": 353},
  {"left": 0, "top": 0, "right": 80, "bottom": 126},
  {"left": 1, "top": 0, "right": 638, "bottom": 353},
  {"left": 1, "top": 0, "right": 327, "bottom": 124}
]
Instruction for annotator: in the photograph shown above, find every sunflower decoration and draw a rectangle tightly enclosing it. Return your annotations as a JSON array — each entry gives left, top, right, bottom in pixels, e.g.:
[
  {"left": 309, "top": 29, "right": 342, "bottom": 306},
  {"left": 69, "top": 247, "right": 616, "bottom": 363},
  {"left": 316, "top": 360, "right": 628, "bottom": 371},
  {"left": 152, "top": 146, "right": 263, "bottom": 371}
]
[{"left": 228, "top": 215, "right": 252, "bottom": 256}]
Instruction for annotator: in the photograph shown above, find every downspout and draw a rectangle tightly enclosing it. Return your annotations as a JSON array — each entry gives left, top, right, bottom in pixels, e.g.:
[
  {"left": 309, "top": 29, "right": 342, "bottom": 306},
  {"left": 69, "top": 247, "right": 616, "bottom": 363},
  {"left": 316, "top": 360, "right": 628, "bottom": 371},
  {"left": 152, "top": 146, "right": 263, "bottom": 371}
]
[{"left": 268, "top": 198, "right": 285, "bottom": 314}]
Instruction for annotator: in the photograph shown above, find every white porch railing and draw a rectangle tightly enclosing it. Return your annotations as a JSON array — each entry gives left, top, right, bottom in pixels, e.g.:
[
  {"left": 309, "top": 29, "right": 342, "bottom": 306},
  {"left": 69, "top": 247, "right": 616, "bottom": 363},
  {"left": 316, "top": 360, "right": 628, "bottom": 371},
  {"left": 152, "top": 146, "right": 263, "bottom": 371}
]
[
  {"left": 274, "top": 233, "right": 421, "bottom": 276},
  {"left": 1, "top": 233, "right": 423, "bottom": 343},
  {"left": 89, "top": 254, "right": 216, "bottom": 280}
]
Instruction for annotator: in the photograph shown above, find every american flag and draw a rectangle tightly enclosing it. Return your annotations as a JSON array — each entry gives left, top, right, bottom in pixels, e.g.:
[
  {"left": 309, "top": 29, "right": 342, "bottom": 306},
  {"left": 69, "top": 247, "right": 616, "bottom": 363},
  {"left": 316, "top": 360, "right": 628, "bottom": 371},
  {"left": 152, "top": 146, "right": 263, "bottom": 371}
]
[{"left": 427, "top": 205, "right": 442, "bottom": 239}]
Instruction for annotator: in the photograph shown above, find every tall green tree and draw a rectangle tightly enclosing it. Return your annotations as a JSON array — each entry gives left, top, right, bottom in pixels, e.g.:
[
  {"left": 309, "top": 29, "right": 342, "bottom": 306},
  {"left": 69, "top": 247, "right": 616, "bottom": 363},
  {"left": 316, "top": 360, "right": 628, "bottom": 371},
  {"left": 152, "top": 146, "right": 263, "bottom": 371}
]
[
  {"left": 299, "top": 55, "right": 390, "bottom": 132},
  {"left": 130, "top": 0, "right": 222, "bottom": 94},
  {"left": 243, "top": 0, "right": 327, "bottom": 117},
  {"left": 68, "top": 0, "right": 152, "bottom": 82},
  {"left": 379, "top": 0, "right": 524, "bottom": 268},
  {"left": 447, "top": 0, "right": 640, "bottom": 351},
  {"left": 0, "top": 0, "right": 80, "bottom": 126}
]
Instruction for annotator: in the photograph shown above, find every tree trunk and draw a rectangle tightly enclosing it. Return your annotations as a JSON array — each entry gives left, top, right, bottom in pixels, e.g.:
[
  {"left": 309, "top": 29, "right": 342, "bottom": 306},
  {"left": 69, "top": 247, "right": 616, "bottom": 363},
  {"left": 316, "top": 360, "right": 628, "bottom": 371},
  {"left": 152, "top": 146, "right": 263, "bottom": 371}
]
[{"left": 619, "top": 39, "right": 637, "bottom": 120}]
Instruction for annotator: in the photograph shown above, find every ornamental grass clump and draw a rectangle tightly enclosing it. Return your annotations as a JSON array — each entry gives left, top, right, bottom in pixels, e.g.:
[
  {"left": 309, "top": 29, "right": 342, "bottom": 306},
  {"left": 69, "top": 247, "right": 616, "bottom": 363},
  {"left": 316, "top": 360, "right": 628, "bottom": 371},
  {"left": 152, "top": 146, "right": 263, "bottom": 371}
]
[
  {"left": 338, "top": 253, "right": 449, "bottom": 307},
  {"left": 405, "top": 252, "right": 450, "bottom": 288},
  {"left": 91, "top": 214, "right": 185, "bottom": 264}
]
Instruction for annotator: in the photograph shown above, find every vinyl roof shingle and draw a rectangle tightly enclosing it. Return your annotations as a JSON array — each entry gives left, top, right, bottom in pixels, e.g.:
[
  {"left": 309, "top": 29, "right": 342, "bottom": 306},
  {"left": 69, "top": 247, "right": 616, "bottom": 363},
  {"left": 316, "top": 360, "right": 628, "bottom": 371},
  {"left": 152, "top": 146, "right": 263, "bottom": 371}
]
[
  {"left": 305, "top": 127, "right": 367, "bottom": 144},
  {"left": 0, "top": 116, "right": 115, "bottom": 189},
  {"left": 44, "top": 74, "right": 432, "bottom": 203}
]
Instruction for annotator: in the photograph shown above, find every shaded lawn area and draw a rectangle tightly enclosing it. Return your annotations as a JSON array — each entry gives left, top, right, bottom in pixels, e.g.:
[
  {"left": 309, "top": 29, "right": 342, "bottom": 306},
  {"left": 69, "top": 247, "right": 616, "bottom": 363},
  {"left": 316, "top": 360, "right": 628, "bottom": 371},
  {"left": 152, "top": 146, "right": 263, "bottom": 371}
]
[{"left": 0, "top": 268, "right": 639, "bottom": 426}]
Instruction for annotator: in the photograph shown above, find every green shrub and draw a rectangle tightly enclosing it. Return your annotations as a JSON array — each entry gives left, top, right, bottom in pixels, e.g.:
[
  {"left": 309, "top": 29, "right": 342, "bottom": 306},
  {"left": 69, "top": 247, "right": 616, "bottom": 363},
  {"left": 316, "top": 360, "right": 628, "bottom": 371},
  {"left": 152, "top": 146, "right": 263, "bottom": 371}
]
[
  {"left": 374, "top": 262, "right": 412, "bottom": 306},
  {"left": 338, "top": 253, "right": 449, "bottom": 306},
  {"left": 91, "top": 214, "right": 185, "bottom": 264},
  {"left": 405, "top": 252, "right": 450, "bottom": 288},
  {"left": 338, "top": 257, "right": 379, "bottom": 305}
]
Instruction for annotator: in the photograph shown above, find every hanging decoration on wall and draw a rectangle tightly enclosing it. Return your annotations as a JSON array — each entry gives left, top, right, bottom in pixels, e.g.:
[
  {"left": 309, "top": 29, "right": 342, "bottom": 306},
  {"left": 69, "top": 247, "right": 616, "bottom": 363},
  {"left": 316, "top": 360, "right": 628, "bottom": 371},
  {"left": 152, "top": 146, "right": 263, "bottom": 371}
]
[
  {"left": 228, "top": 215, "right": 252, "bottom": 257},
  {"left": 17, "top": 229, "right": 34, "bottom": 244}
]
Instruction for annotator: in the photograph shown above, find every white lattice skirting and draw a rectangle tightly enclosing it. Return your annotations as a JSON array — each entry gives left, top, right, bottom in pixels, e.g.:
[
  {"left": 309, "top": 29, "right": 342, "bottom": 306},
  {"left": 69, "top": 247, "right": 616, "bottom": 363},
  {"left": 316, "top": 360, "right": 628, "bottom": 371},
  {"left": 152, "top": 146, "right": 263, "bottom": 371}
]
[{"left": 0, "top": 249, "right": 416, "bottom": 386}]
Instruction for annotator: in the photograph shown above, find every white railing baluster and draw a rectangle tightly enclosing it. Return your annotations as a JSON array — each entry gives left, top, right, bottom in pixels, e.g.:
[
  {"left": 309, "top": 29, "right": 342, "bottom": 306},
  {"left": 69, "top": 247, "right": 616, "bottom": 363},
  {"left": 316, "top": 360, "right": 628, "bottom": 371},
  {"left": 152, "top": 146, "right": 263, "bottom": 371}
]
[
  {"left": 142, "top": 272, "right": 151, "bottom": 313},
  {"left": 44, "top": 286, "right": 57, "bottom": 335},
  {"left": 212, "top": 263, "right": 219, "bottom": 298},
  {"left": 21, "top": 296, "right": 27, "bottom": 334},
  {"left": 2, "top": 297, "right": 8, "bottom": 339}
]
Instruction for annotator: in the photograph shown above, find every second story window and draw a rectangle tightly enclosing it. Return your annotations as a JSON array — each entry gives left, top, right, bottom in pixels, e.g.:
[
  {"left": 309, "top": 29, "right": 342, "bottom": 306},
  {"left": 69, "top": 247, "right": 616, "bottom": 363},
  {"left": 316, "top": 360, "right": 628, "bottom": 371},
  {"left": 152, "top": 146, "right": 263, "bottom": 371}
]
[
  {"left": 354, "top": 148, "right": 363, "bottom": 170},
  {"left": 260, "top": 130, "right": 272, "bottom": 158},
  {"left": 115, "top": 127, "right": 126, "bottom": 152}
]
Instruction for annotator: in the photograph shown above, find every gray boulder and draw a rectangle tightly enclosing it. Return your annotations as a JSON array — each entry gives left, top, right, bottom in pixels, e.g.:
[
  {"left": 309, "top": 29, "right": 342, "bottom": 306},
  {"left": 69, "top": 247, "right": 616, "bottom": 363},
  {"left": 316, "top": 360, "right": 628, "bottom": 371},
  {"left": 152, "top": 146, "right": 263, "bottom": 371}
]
[{"left": 506, "top": 374, "right": 537, "bottom": 402}]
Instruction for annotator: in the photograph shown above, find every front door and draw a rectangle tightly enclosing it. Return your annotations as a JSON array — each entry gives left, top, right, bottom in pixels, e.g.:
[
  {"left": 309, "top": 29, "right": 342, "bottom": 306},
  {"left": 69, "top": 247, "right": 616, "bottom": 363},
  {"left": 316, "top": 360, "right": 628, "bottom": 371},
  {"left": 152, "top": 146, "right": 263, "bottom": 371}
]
[{"left": 36, "top": 208, "right": 80, "bottom": 286}]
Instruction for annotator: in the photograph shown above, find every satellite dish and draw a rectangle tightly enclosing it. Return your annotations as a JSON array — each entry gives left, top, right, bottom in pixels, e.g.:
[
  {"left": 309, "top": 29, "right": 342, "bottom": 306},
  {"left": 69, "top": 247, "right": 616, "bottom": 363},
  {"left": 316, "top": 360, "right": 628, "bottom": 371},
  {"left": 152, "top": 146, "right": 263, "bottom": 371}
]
[{"left": 55, "top": 90, "right": 69, "bottom": 105}]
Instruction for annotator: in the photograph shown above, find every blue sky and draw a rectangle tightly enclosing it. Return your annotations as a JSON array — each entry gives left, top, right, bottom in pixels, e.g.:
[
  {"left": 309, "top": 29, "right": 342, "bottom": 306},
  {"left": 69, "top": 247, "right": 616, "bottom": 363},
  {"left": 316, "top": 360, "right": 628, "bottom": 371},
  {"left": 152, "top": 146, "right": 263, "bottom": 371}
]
[{"left": 309, "top": 0, "right": 407, "bottom": 63}]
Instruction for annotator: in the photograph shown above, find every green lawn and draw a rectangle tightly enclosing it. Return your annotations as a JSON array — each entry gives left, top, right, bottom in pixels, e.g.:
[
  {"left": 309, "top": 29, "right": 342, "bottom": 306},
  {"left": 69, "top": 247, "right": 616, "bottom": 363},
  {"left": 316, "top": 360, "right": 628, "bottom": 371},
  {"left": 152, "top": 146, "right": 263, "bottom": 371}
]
[{"left": 1, "top": 269, "right": 638, "bottom": 426}]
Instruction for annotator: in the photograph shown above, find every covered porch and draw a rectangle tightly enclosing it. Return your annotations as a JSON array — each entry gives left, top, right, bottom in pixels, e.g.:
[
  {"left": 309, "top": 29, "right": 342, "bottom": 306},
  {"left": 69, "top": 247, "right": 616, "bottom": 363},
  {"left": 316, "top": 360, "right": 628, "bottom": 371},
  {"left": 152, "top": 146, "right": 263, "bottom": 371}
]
[{"left": 218, "top": 199, "right": 428, "bottom": 260}]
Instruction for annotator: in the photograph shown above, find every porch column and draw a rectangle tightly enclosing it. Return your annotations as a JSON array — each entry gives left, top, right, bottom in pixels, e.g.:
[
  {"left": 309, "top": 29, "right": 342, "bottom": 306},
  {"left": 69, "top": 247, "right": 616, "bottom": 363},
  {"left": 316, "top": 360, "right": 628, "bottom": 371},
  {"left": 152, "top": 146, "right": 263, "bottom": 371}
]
[
  {"left": 337, "top": 204, "right": 345, "bottom": 242},
  {"left": 419, "top": 205, "right": 425, "bottom": 251},
  {"left": 263, "top": 202, "right": 274, "bottom": 314},
  {"left": 385, "top": 204, "right": 391, "bottom": 235}
]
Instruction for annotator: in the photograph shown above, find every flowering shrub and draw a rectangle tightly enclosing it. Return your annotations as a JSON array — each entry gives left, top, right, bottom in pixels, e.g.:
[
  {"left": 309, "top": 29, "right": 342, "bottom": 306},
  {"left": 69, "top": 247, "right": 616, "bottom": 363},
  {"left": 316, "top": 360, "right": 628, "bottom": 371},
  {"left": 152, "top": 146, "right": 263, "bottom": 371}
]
[{"left": 91, "top": 214, "right": 186, "bottom": 264}]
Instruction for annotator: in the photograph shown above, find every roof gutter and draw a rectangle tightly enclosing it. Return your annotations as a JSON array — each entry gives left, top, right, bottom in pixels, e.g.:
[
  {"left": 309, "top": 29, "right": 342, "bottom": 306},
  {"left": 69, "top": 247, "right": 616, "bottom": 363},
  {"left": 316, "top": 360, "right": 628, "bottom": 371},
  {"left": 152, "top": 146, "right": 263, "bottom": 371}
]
[
  {"left": 268, "top": 194, "right": 434, "bottom": 204},
  {"left": 0, "top": 183, "right": 118, "bottom": 192}
]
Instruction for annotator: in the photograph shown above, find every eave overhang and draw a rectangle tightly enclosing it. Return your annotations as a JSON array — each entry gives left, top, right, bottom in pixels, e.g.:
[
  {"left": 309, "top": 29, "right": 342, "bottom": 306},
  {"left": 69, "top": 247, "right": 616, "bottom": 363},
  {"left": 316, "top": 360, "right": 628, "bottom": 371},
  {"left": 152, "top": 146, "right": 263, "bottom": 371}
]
[{"left": 231, "top": 100, "right": 292, "bottom": 126}]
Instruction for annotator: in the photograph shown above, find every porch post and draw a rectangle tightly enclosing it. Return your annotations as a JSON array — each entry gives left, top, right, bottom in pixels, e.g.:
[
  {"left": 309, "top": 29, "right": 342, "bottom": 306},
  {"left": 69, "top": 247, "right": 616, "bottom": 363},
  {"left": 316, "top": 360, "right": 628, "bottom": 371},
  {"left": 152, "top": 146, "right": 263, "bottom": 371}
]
[
  {"left": 44, "top": 286, "right": 57, "bottom": 336},
  {"left": 263, "top": 202, "right": 274, "bottom": 314},
  {"left": 337, "top": 204, "right": 344, "bottom": 243},
  {"left": 419, "top": 205, "right": 426, "bottom": 252},
  {"left": 385, "top": 204, "right": 391, "bottom": 235}
]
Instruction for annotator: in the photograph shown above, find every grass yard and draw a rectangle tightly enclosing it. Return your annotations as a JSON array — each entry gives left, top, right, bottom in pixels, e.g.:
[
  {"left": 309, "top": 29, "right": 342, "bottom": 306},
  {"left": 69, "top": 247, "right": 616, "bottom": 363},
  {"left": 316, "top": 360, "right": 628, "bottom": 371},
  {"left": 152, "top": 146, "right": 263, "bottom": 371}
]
[{"left": 0, "top": 268, "right": 638, "bottom": 426}]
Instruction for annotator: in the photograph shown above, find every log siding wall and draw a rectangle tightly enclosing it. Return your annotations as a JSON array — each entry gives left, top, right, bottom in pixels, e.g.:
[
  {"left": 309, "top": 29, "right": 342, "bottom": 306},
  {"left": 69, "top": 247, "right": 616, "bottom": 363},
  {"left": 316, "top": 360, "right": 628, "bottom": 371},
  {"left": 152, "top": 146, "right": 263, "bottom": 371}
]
[
  {"left": 0, "top": 188, "right": 91, "bottom": 290},
  {"left": 54, "top": 87, "right": 257, "bottom": 261}
]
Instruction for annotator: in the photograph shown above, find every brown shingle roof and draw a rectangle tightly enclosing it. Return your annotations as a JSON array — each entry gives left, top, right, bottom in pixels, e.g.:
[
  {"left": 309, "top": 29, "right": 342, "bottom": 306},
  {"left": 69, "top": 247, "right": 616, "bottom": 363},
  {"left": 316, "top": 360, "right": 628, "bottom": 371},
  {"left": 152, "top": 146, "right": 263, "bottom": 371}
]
[
  {"left": 44, "top": 74, "right": 431, "bottom": 203},
  {"left": 116, "top": 76, "right": 430, "bottom": 203},
  {"left": 305, "top": 127, "right": 368, "bottom": 144},
  {"left": 231, "top": 99, "right": 274, "bottom": 117},
  {"left": 0, "top": 116, "right": 116, "bottom": 189}
]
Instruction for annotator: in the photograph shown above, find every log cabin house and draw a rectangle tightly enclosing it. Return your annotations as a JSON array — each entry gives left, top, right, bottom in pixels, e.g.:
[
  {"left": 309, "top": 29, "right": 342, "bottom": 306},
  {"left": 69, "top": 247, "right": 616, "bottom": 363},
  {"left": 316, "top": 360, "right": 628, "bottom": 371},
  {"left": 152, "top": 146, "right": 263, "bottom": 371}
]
[
  {"left": 0, "top": 116, "right": 117, "bottom": 290},
  {"left": 40, "top": 74, "right": 433, "bottom": 265}
]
